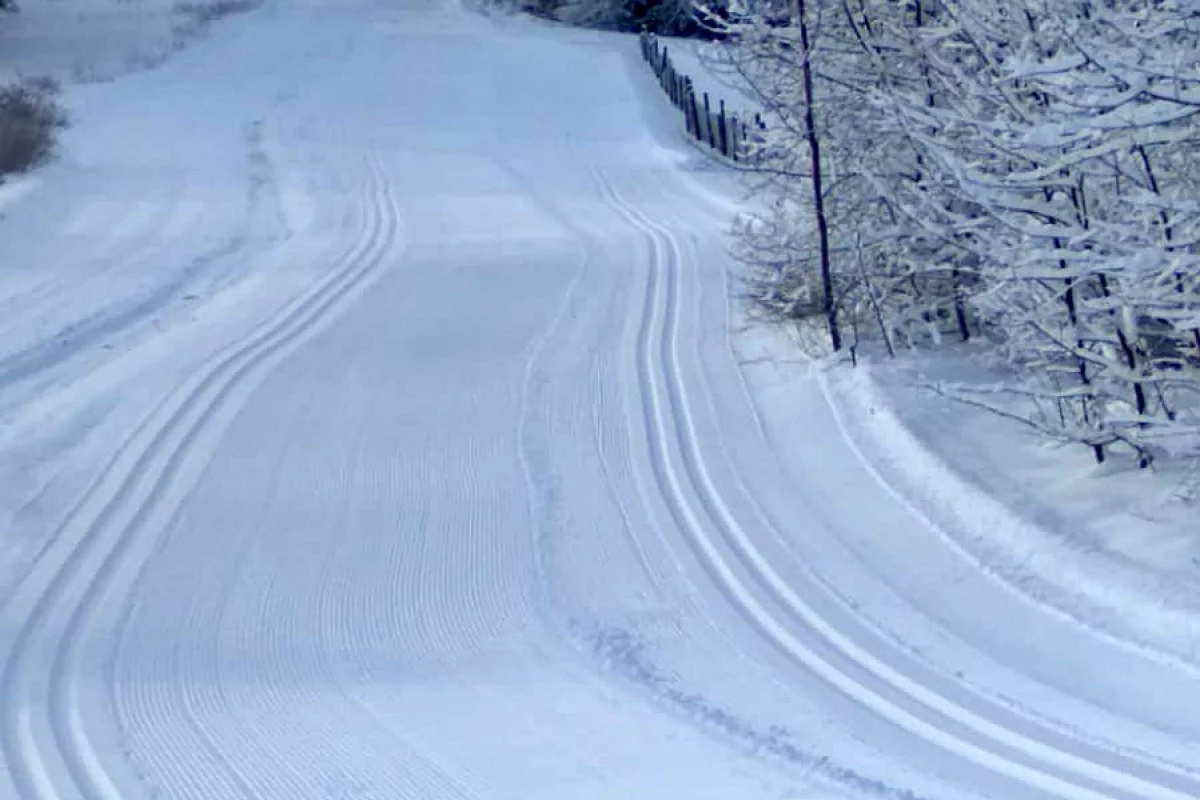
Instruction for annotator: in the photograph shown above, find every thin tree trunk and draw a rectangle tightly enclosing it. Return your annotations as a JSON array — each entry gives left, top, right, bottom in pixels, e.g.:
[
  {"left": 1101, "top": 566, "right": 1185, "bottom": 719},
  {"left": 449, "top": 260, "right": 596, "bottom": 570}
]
[
  {"left": 792, "top": 0, "right": 841, "bottom": 352},
  {"left": 1135, "top": 144, "right": 1200, "bottom": 355}
]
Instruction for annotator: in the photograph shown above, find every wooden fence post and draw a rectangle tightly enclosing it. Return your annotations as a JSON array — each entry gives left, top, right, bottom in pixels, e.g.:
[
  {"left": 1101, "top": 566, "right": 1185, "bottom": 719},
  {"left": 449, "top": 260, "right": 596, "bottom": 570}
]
[
  {"left": 683, "top": 78, "right": 695, "bottom": 138},
  {"left": 703, "top": 93, "right": 714, "bottom": 148},
  {"left": 689, "top": 82, "right": 701, "bottom": 141},
  {"left": 718, "top": 99, "right": 728, "bottom": 156},
  {"left": 636, "top": 32, "right": 763, "bottom": 162}
]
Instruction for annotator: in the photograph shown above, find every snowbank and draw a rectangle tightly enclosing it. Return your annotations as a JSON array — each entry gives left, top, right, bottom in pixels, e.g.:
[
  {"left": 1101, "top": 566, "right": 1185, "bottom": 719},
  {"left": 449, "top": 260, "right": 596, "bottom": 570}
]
[{"left": 821, "top": 347, "right": 1200, "bottom": 668}]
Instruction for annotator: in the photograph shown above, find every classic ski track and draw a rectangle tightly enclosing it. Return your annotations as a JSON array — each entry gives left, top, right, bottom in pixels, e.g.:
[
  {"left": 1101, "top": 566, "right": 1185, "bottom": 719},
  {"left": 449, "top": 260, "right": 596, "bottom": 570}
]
[
  {"left": 97, "top": 144, "right": 364, "bottom": 800},
  {"left": 624, "top": 175, "right": 1200, "bottom": 780},
  {"left": 638, "top": 184, "right": 1200, "bottom": 778},
  {"left": 146, "top": 152, "right": 401, "bottom": 800},
  {"left": 510, "top": 172, "right": 667, "bottom": 635},
  {"left": 664, "top": 175, "right": 1200, "bottom": 686},
  {"left": 0, "top": 176, "right": 217, "bottom": 594},
  {"left": 524, "top": 165, "right": 767, "bottom": 684},
  {"left": 145, "top": 161, "right": 389, "bottom": 800},
  {"left": 76, "top": 156, "right": 396, "bottom": 800},
  {"left": 690, "top": 242, "right": 1200, "bottom": 778},
  {"left": 592, "top": 169, "right": 869, "bottom": 749},
  {"left": 0, "top": 151, "right": 402, "bottom": 800},
  {"left": 159, "top": 155, "right": 477, "bottom": 800},
  {"left": 122, "top": 148, "right": 530, "bottom": 800},
  {"left": 595, "top": 173, "right": 1195, "bottom": 800}
]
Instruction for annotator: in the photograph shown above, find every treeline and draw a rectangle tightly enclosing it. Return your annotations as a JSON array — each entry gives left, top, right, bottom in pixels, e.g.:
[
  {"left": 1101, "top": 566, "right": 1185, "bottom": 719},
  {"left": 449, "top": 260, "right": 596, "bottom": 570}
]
[
  {"left": 713, "top": 0, "right": 1200, "bottom": 466},
  {"left": 517, "top": 0, "right": 719, "bottom": 37}
]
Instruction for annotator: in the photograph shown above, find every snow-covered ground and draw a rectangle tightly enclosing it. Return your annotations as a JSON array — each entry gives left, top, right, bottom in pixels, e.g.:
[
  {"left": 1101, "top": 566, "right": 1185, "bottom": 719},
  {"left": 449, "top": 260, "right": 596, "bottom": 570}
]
[
  {"left": 0, "top": 1, "right": 1198, "bottom": 799},
  {"left": 0, "top": 0, "right": 256, "bottom": 83},
  {"left": 823, "top": 348, "right": 1200, "bottom": 672}
]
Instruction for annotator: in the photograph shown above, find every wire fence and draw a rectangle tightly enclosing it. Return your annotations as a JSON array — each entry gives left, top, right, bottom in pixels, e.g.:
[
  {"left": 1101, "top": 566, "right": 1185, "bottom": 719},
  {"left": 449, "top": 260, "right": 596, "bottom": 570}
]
[{"left": 638, "top": 31, "right": 764, "bottom": 162}]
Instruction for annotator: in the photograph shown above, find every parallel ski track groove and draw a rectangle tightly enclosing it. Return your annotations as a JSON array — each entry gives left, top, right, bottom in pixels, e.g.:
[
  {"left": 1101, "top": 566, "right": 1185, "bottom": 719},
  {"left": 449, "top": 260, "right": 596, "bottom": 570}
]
[
  {"left": 0, "top": 152, "right": 401, "bottom": 800},
  {"left": 655, "top": 180, "right": 1200, "bottom": 780},
  {"left": 105, "top": 153, "right": 378, "bottom": 800},
  {"left": 165, "top": 153, "right": 429, "bottom": 800},
  {"left": 595, "top": 173, "right": 1193, "bottom": 800}
]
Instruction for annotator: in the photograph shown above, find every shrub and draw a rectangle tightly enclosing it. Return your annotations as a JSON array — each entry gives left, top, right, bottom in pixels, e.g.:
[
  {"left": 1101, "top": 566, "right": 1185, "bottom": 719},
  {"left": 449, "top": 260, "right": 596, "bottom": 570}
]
[
  {"left": 0, "top": 77, "right": 69, "bottom": 177},
  {"left": 174, "top": 0, "right": 259, "bottom": 27}
]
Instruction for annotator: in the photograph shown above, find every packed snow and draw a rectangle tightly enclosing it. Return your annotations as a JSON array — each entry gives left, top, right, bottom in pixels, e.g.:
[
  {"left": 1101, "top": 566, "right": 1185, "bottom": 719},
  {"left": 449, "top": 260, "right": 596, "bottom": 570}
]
[{"left": 0, "top": 1, "right": 1198, "bottom": 799}]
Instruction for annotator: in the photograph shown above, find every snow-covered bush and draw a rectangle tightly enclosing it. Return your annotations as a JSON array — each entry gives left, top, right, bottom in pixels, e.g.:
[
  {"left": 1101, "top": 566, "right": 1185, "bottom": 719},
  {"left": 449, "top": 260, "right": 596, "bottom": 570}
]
[
  {"left": 516, "top": 0, "right": 717, "bottom": 35},
  {"left": 0, "top": 76, "right": 68, "bottom": 176},
  {"left": 173, "top": 0, "right": 258, "bottom": 26},
  {"left": 715, "top": 0, "right": 1200, "bottom": 465},
  {"left": 171, "top": 0, "right": 260, "bottom": 43}
]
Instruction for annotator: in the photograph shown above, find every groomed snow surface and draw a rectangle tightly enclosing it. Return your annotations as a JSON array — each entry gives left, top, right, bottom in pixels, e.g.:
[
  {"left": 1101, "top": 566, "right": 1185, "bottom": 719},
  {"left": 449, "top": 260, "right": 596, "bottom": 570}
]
[{"left": 1, "top": 1, "right": 1198, "bottom": 799}]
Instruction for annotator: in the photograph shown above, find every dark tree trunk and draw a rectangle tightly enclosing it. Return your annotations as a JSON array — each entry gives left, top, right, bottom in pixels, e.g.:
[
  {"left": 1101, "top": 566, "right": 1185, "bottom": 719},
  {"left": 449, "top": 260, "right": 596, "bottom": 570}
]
[{"left": 792, "top": 0, "right": 841, "bottom": 352}]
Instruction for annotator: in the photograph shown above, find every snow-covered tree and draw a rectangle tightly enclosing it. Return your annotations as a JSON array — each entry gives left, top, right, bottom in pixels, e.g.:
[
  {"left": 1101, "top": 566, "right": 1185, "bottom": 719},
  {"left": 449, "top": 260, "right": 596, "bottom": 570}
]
[
  {"left": 715, "top": 0, "right": 1200, "bottom": 464},
  {"left": 906, "top": 0, "right": 1200, "bottom": 463}
]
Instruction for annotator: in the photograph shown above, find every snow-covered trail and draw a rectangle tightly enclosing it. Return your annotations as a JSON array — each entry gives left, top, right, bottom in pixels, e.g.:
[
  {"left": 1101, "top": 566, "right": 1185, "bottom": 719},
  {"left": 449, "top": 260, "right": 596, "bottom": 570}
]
[{"left": 2, "top": 1, "right": 1200, "bottom": 799}]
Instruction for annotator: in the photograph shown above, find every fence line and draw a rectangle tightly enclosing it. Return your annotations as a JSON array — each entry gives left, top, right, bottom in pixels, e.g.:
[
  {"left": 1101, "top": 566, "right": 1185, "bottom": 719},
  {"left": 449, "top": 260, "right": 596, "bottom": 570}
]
[{"left": 638, "top": 31, "right": 764, "bottom": 162}]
